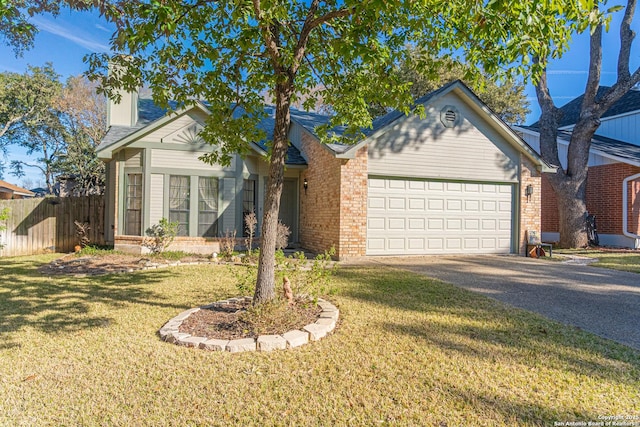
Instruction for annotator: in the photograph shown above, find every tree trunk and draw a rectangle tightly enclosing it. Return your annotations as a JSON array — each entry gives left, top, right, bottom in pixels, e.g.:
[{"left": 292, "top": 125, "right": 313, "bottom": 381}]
[
  {"left": 553, "top": 178, "right": 589, "bottom": 248},
  {"left": 253, "top": 81, "right": 293, "bottom": 304}
]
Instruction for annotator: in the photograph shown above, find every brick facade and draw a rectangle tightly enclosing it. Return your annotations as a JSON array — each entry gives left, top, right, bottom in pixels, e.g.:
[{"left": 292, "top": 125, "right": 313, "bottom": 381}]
[
  {"left": 519, "top": 155, "right": 542, "bottom": 254},
  {"left": 541, "top": 162, "right": 640, "bottom": 236},
  {"left": 298, "top": 133, "right": 367, "bottom": 259},
  {"left": 338, "top": 146, "right": 368, "bottom": 258}
]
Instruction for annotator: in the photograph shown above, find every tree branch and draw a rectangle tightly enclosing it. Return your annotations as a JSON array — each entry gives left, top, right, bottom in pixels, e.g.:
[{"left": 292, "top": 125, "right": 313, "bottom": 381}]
[
  {"left": 583, "top": 23, "right": 602, "bottom": 110},
  {"left": 617, "top": 0, "right": 637, "bottom": 80},
  {"left": 252, "top": 0, "right": 283, "bottom": 72},
  {"left": 292, "top": 5, "right": 355, "bottom": 74},
  {"left": 534, "top": 63, "right": 563, "bottom": 171}
]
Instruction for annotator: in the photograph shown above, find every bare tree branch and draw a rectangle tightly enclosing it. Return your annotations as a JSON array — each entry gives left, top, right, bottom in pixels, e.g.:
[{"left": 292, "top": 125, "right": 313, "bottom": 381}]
[
  {"left": 582, "top": 23, "right": 602, "bottom": 110},
  {"left": 534, "top": 65, "right": 562, "bottom": 171},
  {"left": 617, "top": 0, "right": 637, "bottom": 80}
]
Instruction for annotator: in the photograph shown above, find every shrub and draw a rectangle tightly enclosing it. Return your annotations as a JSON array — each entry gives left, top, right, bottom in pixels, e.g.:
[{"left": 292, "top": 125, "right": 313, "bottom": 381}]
[
  {"left": 276, "top": 221, "right": 290, "bottom": 250},
  {"left": 143, "top": 218, "right": 179, "bottom": 253},
  {"left": 244, "top": 211, "right": 257, "bottom": 254},
  {"left": 220, "top": 229, "right": 237, "bottom": 259},
  {"left": 74, "top": 220, "right": 91, "bottom": 248}
]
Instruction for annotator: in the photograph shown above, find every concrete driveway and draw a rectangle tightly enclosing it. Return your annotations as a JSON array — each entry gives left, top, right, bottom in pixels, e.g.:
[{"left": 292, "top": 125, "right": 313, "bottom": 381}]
[{"left": 364, "top": 255, "right": 640, "bottom": 351}]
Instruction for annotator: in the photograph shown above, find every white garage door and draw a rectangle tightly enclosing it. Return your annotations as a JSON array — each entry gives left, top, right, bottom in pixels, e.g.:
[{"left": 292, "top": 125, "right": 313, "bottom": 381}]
[{"left": 367, "top": 178, "right": 514, "bottom": 255}]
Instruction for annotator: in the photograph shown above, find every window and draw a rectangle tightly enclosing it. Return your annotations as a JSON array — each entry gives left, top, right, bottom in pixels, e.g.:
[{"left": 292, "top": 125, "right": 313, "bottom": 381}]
[
  {"left": 125, "top": 173, "right": 142, "bottom": 235},
  {"left": 242, "top": 179, "right": 256, "bottom": 236},
  {"left": 169, "top": 175, "right": 190, "bottom": 236},
  {"left": 198, "top": 177, "right": 218, "bottom": 237}
]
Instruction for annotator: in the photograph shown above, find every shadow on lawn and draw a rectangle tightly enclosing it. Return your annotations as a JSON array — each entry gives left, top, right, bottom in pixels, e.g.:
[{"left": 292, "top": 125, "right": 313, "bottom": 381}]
[
  {"left": 337, "top": 266, "right": 640, "bottom": 425},
  {"left": 0, "top": 257, "right": 187, "bottom": 349}
]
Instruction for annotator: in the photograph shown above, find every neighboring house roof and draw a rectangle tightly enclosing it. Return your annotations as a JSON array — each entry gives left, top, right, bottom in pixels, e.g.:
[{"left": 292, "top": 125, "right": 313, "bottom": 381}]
[
  {"left": 519, "top": 125, "right": 640, "bottom": 167},
  {"left": 0, "top": 180, "right": 35, "bottom": 197},
  {"left": 529, "top": 87, "right": 640, "bottom": 129}
]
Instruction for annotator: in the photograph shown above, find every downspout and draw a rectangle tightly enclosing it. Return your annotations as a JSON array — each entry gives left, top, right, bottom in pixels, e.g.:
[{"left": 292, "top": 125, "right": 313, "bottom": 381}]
[{"left": 622, "top": 172, "right": 640, "bottom": 245}]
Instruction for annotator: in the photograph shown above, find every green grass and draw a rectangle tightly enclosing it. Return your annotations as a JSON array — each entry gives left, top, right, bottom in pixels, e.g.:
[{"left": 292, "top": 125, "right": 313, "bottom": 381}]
[
  {"left": 1, "top": 255, "right": 639, "bottom": 426},
  {"left": 555, "top": 248, "right": 640, "bottom": 273}
]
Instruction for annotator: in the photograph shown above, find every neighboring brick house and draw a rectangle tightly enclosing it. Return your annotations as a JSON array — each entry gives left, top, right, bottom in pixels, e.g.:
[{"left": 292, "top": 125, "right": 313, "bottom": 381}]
[
  {"left": 516, "top": 87, "right": 640, "bottom": 248},
  {"left": 0, "top": 180, "right": 34, "bottom": 200},
  {"left": 98, "top": 80, "right": 550, "bottom": 259}
]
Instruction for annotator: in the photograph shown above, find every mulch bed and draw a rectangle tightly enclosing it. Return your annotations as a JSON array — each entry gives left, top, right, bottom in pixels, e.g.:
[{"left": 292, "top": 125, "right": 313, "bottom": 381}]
[
  {"left": 179, "top": 300, "right": 322, "bottom": 340},
  {"left": 38, "top": 253, "right": 210, "bottom": 276}
]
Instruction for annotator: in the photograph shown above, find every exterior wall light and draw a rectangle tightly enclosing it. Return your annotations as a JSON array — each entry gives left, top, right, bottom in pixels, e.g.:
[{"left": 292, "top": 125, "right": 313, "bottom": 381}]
[
  {"left": 525, "top": 184, "right": 534, "bottom": 201},
  {"left": 303, "top": 178, "right": 308, "bottom": 194}
]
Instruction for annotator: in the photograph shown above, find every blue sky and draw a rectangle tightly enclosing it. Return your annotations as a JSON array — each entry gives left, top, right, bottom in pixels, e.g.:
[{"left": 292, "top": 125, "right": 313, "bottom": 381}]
[{"left": 0, "top": 7, "right": 638, "bottom": 186}]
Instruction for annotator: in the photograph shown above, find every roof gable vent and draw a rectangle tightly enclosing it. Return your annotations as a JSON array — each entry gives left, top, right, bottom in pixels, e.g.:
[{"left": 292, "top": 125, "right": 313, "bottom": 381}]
[{"left": 440, "top": 105, "right": 460, "bottom": 128}]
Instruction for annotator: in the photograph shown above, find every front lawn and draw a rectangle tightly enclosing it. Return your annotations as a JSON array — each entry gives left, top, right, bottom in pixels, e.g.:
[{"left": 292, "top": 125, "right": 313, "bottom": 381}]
[
  {"left": 556, "top": 248, "right": 640, "bottom": 273},
  {"left": 1, "top": 255, "right": 638, "bottom": 426}
]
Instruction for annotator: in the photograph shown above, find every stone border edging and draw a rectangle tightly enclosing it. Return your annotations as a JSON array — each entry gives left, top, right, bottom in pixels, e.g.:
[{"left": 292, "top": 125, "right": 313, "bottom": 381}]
[{"left": 158, "top": 297, "right": 339, "bottom": 352}]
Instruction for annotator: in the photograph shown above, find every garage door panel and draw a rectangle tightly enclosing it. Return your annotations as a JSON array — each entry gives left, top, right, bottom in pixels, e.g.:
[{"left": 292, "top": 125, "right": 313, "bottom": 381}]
[
  {"left": 367, "top": 178, "right": 513, "bottom": 255},
  {"left": 408, "top": 198, "right": 425, "bottom": 210}
]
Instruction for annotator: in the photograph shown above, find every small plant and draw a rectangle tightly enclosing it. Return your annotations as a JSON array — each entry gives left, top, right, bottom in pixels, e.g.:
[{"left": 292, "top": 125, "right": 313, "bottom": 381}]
[
  {"left": 244, "top": 211, "right": 257, "bottom": 255},
  {"left": 220, "top": 229, "right": 237, "bottom": 259},
  {"left": 0, "top": 207, "right": 9, "bottom": 250},
  {"left": 231, "top": 262, "right": 258, "bottom": 296},
  {"left": 76, "top": 245, "right": 117, "bottom": 256},
  {"left": 274, "top": 247, "right": 338, "bottom": 304},
  {"left": 142, "top": 218, "right": 179, "bottom": 254},
  {"left": 74, "top": 220, "right": 91, "bottom": 248},
  {"left": 276, "top": 221, "right": 290, "bottom": 250}
]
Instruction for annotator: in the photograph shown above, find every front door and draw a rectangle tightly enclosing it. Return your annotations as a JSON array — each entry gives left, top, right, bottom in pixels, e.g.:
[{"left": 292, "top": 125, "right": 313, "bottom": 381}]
[{"left": 278, "top": 179, "right": 299, "bottom": 244}]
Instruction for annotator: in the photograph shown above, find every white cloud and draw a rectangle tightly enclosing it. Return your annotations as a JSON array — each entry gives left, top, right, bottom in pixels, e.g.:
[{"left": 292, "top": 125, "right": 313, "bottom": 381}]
[
  {"left": 32, "top": 16, "right": 110, "bottom": 53},
  {"left": 95, "top": 23, "right": 112, "bottom": 33},
  {"left": 547, "top": 70, "right": 616, "bottom": 75}
]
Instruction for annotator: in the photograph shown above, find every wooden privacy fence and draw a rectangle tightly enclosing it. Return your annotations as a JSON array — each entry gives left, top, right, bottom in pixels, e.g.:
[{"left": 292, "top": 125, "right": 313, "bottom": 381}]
[{"left": 0, "top": 196, "right": 105, "bottom": 257}]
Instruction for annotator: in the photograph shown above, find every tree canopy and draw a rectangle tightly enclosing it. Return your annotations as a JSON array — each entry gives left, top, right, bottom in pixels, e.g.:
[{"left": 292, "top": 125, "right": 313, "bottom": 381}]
[
  {"left": 369, "top": 49, "right": 530, "bottom": 124},
  {"left": 0, "top": 66, "right": 106, "bottom": 195}
]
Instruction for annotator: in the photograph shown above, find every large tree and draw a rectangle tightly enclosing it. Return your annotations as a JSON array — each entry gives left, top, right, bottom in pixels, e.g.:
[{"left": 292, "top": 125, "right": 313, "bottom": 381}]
[
  {"left": 535, "top": 0, "right": 640, "bottom": 248},
  {"left": 0, "top": 64, "right": 61, "bottom": 180},
  {"left": 54, "top": 75, "right": 107, "bottom": 196},
  {"left": 83, "top": 0, "right": 591, "bottom": 304},
  {"left": 4, "top": 69, "right": 107, "bottom": 195},
  {"left": 371, "top": 49, "right": 530, "bottom": 124}
]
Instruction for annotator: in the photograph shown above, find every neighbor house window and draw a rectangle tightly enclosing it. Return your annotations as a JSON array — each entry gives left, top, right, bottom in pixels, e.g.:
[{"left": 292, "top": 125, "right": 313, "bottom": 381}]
[
  {"left": 198, "top": 177, "right": 218, "bottom": 237},
  {"left": 125, "top": 173, "right": 142, "bottom": 235},
  {"left": 242, "top": 179, "right": 256, "bottom": 236},
  {"left": 169, "top": 175, "right": 190, "bottom": 236}
]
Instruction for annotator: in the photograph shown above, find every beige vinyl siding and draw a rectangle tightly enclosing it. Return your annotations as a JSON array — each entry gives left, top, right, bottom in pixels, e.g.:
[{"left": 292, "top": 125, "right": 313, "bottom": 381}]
[
  {"left": 124, "top": 149, "right": 142, "bottom": 168},
  {"left": 143, "top": 111, "right": 209, "bottom": 143},
  {"left": 149, "top": 174, "right": 164, "bottom": 225},
  {"left": 105, "top": 161, "right": 117, "bottom": 243},
  {"left": 368, "top": 93, "right": 520, "bottom": 182},
  {"left": 150, "top": 149, "right": 235, "bottom": 171},
  {"left": 221, "top": 177, "right": 237, "bottom": 234}
]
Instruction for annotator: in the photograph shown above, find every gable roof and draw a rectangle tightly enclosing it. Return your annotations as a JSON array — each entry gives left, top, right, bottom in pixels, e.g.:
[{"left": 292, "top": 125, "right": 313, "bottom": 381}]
[
  {"left": 334, "top": 80, "right": 554, "bottom": 172},
  {"left": 98, "top": 101, "right": 306, "bottom": 165},
  {"left": 99, "top": 81, "right": 550, "bottom": 171},
  {"left": 0, "top": 180, "right": 34, "bottom": 197},
  {"left": 529, "top": 87, "right": 640, "bottom": 129}
]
